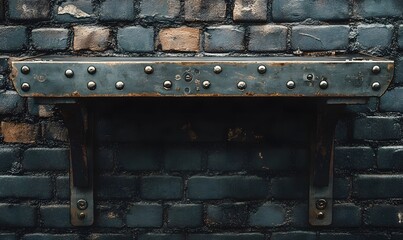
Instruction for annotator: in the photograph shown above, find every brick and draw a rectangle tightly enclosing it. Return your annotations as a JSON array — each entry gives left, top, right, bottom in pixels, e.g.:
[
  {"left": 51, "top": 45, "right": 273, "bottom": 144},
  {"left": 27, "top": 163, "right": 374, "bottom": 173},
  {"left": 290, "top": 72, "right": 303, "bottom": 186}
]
[
  {"left": 320, "top": 233, "right": 388, "bottom": 240},
  {"left": 271, "top": 177, "right": 307, "bottom": 199},
  {"left": 89, "top": 234, "right": 131, "bottom": 240},
  {"left": 32, "top": 28, "right": 69, "bottom": 51},
  {"left": 0, "top": 26, "right": 27, "bottom": 51},
  {"left": 159, "top": 27, "right": 200, "bottom": 52},
  {"left": 118, "top": 27, "right": 154, "bottom": 53},
  {"left": 248, "top": 25, "right": 287, "bottom": 52},
  {"left": 271, "top": 232, "right": 316, "bottom": 240},
  {"left": 9, "top": 0, "right": 50, "bottom": 20},
  {"left": 1, "top": 122, "right": 39, "bottom": 144},
  {"left": 138, "top": 234, "right": 184, "bottom": 240},
  {"left": 96, "top": 176, "right": 139, "bottom": 199},
  {"left": 55, "top": 176, "right": 69, "bottom": 199},
  {"left": 117, "top": 144, "right": 161, "bottom": 171},
  {"left": 366, "top": 205, "right": 403, "bottom": 227},
  {"left": 126, "top": 204, "right": 163, "bottom": 227},
  {"left": 290, "top": 204, "right": 309, "bottom": 227},
  {"left": 273, "top": 0, "right": 349, "bottom": 22},
  {"left": 0, "top": 176, "right": 52, "bottom": 199},
  {"left": 0, "top": 204, "right": 36, "bottom": 227},
  {"left": 206, "top": 203, "right": 249, "bottom": 227},
  {"left": 334, "top": 177, "right": 351, "bottom": 199},
  {"left": 380, "top": 88, "right": 403, "bottom": 112},
  {"left": 249, "top": 204, "right": 286, "bottom": 227},
  {"left": 248, "top": 147, "right": 308, "bottom": 171},
  {"left": 141, "top": 176, "right": 182, "bottom": 200},
  {"left": 0, "top": 234, "right": 15, "bottom": 240},
  {"left": 354, "top": 0, "right": 403, "bottom": 18},
  {"left": 140, "top": 0, "right": 181, "bottom": 19},
  {"left": 96, "top": 146, "right": 114, "bottom": 170},
  {"left": 41, "top": 122, "right": 69, "bottom": 142},
  {"left": 0, "top": 148, "right": 19, "bottom": 172},
  {"left": 73, "top": 26, "right": 111, "bottom": 51},
  {"left": 353, "top": 174, "right": 403, "bottom": 199},
  {"left": 23, "top": 148, "right": 68, "bottom": 171},
  {"left": 55, "top": 0, "right": 93, "bottom": 22},
  {"left": 27, "top": 99, "right": 54, "bottom": 118},
  {"left": 23, "top": 234, "right": 79, "bottom": 240},
  {"left": 207, "top": 147, "right": 246, "bottom": 171},
  {"left": 378, "top": 146, "right": 403, "bottom": 169},
  {"left": 187, "top": 176, "right": 268, "bottom": 200},
  {"left": 94, "top": 205, "right": 124, "bottom": 228},
  {"left": 357, "top": 24, "right": 393, "bottom": 49},
  {"left": 334, "top": 147, "right": 375, "bottom": 170},
  {"left": 397, "top": 58, "right": 403, "bottom": 84},
  {"left": 0, "top": 91, "right": 24, "bottom": 115},
  {"left": 353, "top": 116, "right": 401, "bottom": 140},
  {"left": 167, "top": 204, "right": 203, "bottom": 228},
  {"left": 189, "top": 234, "right": 264, "bottom": 240},
  {"left": 233, "top": 0, "right": 267, "bottom": 22},
  {"left": 204, "top": 26, "right": 245, "bottom": 52},
  {"left": 332, "top": 204, "right": 362, "bottom": 227},
  {"left": 184, "top": 0, "right": 226, "bottom": 22},
  {"left": 40, "top": 205, "right": 70, "bottom": 228},
  {"left": 399, "top": 25, "right": 403, "bottom": 49},
  {"left": 165, "top": 148, "right": 202, "bottom": 171},
  {"left": 291, "top": 25, "right": 349, "bottom": 51},
  {"left": 100, "top": 0, "right": 134, "bottom": 21}
]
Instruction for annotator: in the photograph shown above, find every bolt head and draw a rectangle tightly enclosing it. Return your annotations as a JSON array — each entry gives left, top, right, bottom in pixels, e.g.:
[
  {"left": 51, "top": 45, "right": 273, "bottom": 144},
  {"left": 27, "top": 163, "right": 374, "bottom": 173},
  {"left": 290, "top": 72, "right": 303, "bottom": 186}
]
[
  {"left": 237, "top": 81, "right": 247, "bottom": 90},
  {"left": 286, "top": 80, "right": 296, "bottom": 89},
  {"left": 21, "top": 66, "right": 30, "bottom": 74},
  {"left": 372, "top": 82, "right": 381, "bottom": 91},
  {"left": 213, "top": 66, "right": 222, "bottom": 74},
  {"left": 77, "top": 199, "right": 88, "bottom": 210},
  {"left": 163, "top": 80, "right": 172, "bottom": 89},
  {"left": 87, "top": 81, "right": 96, "bottom": 90},
  {"left": 317, "top": 211, "right": 325, "bottom": 220},
  {"left": 319, "top": 80, "right": 328, "bottom": 89},
  {"left": 372, "top": 65, "right": 381, "bottom": 74},
  {"left": 21, "top": 82, "right": 30, "bottom": 92},
  {"left": 202, "top": 80, "right": 211, "bottom": 89},
  {"left": 144, "top": 66, "right": 154, "bottom": 74},
  {"left": 315, "top": 199, "right": 327, "bottom": 210},
  {"left": 257, "top": 65, "right": 266, "bottom": 74},
  {"left": 65, "top": 69, "right": 74, "bottom": 78},
  {"left": 184, "top": 73, "right": 193, "bottom": 82},
  {"left": 78, "top": 212, "right": 86, "bottom": 220},
  {"left": 307, "top": 74, "right": 314, "bottom": 80},
  {"left": 87, "top": 66, "right": 96, "bottom": 74},
  {"left": 115, "top": 81, "right": 125, "bottom": 90}
]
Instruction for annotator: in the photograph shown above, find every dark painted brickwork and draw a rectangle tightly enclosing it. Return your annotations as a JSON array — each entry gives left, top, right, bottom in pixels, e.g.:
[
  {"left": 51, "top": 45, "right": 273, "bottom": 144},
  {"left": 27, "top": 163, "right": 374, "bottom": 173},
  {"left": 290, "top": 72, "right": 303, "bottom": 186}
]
[{"left": 0, "top": 0, "right": 402, "bottom": 239}]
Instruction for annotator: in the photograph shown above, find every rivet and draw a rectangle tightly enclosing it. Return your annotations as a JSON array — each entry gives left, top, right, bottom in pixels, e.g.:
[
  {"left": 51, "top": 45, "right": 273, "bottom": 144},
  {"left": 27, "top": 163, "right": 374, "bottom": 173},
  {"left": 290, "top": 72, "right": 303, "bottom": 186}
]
[
  {"left": 202, "top": 80, "right": 211, "bottom": 89},
  {"left": 87, "top": 66, "right": 96, "bottom": 74},
  {"left": 78, "top": 212, "right": 86, "bottom": 220},
  {"left": 77, "top": 199, "right": 88, "bottom": 210},
  {"left": 21, "top": 82, "right": 30, "bottom": 92},
  {"left": 315, "top": 199, "right": 327, "bottom": 210},
  {"left": 65, "top": 69, "right": 74, "bottom": 78},
  {"left": 307, "top": 74, "right": 314, "bottom": 80},
  {"left": 163, "top": 80, "right": 172, "bottom": 89},
  {"left": 286, "top": 80, "right": 296, "bottom": 89},
  {"left": 319, "top": 80, "right": 328, "bottom": 89},
  {"left": 213, "top": 65, "right": 222, "bottom": 74},
  {"left": 115, "top": 81, "right": 125, "bottom": 90},
  {"left": 237, "top": 81, "right": 247, "bottom": 90},
  {"left": 257, "top": 65, "right": 266, "bottom": 74},
  {"left": 317, "top": 211, "right": 325, "bottom": 220},
  {"left": 372, "top": 65, "right": 381, "bottom": 74},
  {"left": 87, "top": 81, "right": 96, "bottom": 90},
  {"left": 184, "top": 73, "right": 193, "bottom": 82},
  {"left": 372, "top": 82, "right": 381, "bottom": 91},
  {"left": 21, "top": 66, "right": 30, "bottom": 74},
  {"left": 144, "top": 66, "right": 153, "bottom": 74}
]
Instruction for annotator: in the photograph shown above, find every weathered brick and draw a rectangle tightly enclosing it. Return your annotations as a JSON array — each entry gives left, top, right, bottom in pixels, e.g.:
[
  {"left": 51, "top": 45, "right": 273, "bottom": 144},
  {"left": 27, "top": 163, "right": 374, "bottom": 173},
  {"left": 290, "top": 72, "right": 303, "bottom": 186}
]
[
  {"left": 290, "top": 204, "right": 309, "bottom": 227},
  {"left": 0, "top": 91, "right": 24, "bottom": 115},
  {"left": 187, "top": 176, "right": 267, "bottom": 200},
  {"left": 334, "top": 177, "right": 351, "bottom": 199},
  {"left": 94, "top": 205, "right": 125, "bottom": 228},
  {"left": 126, "top": 204, "right": 163, "bottom": 227},
  {"left": 31, "top": 28, "right": 69, "bottom": 51},
  {"left": 207, "top": 147, "right": 246, "bottom": 171},
  {"left": 378, "top": 146, "right": 403, "bottom": 169},
  {"left": 138, "top": 234, "right": 184, "bottom": 240},
  {"left": 141, "top": 176, "right": 182, "bottom": 200},
  {"left": 41, "top": 122, "right": 69, "bottom": 142},
  {"left": 89, "top": 234, "right": 130, "bottom": 240},
  {"left": 73, "top": 26, "right": 111, "bottom": 51},
  {"left": 248, "top": 147, "right": 308, "bottom": 171},
  {"left": 0, "top": 234, "right": 15, "bottom": 240},
  {"left": 206, "top": 203, "right": 249, "bottom": 227},
  {"left": 55, "top": 176, "right": 69, "bottom": 200},
  {"left": 0, "top": 204, "right": 36, "bottom": 227},
  {"left": 0, "top": 176, "right": 52, "bottom": 199},
  {"left": 273, "top": 0, "right": 349, "bottom": 21},
  {"left": 140, "top": 0, "right": 181, "bottom": 19},
  {"left": 96, "top": 176, "right": 139, "bottom": 199},
  {"left": 9, "top": 0, "right": 50, "bottom": 20},
  {"left": 291, "top": 25, "right": 349, "bottom": 51},
  {"left": 271, "top": 232, "right": 316, "bottom": 240},
  {"left": 159, "top": 27, "right": 200, "bottom": 52},
  {"left": 118, "top": 27, "right": 154, "bottom": 53},
  {"left": 117, "top": 144, "right": 161, "bottom": 171},
  {"left": 189, "top": 234, "right": 264, "bottom": 240},
  {"left": 95, "top": 146, "right": 114, "bottom": 170},
  {"left": 354, "top": 0, "right": 403, "bottom": 18},
  {"left": 380, "top": 88, "right": 403, "bottom": 112},
  {"left": 99, "top": 0, "right": 134, "bottom": 21},
  {"left": 27, "top": 99, "right": 54, "bottom": 118},
  {"left": 165, "top": 148, "right": 202, "bottom": 171},
  {"left": 204, "top": 26, "right": 245, "bottom": 52},
  {"left": 357, "top": 24, "right": 393, "bottom": 49},
  {"left": 248, "top": 25, "right": 287, "bottom": 52},
  {"left": 55, "top": 0, "right": 93, "bottom": 23},
  {"left": 320, "top": 233, "right": 389, "bottom": 240},
  {"left": 332, "top": 204, "right": 362, "bottom": 227},
  {"left": 0, "top": 148, "right": 20, "bottom": 172},
  {"left": 353, "top": 116, "right": 401, "bottom": 140},
  {"left": 334, "top": 147, "right": 375, "bottom": 170},
  {"left": 271, "top": 177, "right": 307, "bottom": 199},
  {"left": 233, "top": 0, "right": 267, "bottom": 22},
  {"left": 1, "top": 122, "right": 39, "bottom": 144},
  {"left": 399, "top": 25, "right": 403, "bottom": 49},
  {"left": 23, "top": 234, "right": 79, "bottom": 240},
  {"left": 353, "top": 174, "right": 403, "bottom": 199},
  {"left": 249, "top": 204, "right": 286, "bottom": 227},
  {"left": 366, "top": 205, "right": 403, "bottom": 227},
  {"left": 23, "top": 148, "right": 69, "bottom": 171},
  {"left": 167, "top": 204, "right": 203, "bottom": 228},
  {"left": 397, "top": 58, "right": 403, "bottom": 84},
  {"left": 184, "top": 0, "right": 226, "bottom": 22},
  {"left": 0, "top": 26, "right": 27, "bottom": 51},
  {"left": 40, "top": 205, "right": 70, "bottom": 228}
]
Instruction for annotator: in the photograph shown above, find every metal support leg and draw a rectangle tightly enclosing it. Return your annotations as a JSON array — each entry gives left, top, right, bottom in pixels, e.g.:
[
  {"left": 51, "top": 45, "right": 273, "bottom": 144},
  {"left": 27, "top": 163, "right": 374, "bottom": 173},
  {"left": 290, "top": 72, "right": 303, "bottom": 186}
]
[{"left": 60, "top": 104, "right": 94, "bottom": 226}]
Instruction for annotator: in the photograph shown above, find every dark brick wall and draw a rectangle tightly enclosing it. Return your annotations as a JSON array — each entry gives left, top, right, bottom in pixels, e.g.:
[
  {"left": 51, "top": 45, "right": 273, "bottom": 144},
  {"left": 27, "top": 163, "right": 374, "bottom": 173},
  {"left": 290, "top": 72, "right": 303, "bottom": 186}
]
[{"left": 0, "top": 0, "right": 402, "bottom": 239}]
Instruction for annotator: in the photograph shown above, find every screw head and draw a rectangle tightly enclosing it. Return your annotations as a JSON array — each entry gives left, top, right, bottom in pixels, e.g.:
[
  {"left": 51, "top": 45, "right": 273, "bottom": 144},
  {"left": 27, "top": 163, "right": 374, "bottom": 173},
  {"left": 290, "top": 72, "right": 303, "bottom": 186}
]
[
  {"left": 202, "top": 80, "right": 211, "bottom": 89},
  {"left": 213, "top": 66, "right": 222, "bottom": 74},
  {"left": 163, "top": 80, "right": 172, "bottom": 89},
  {"left": 87, "top": 81, "right": 96, "bottom": 90},
  {"left": 144, "top": 66, "right": 154, "bottom": 74},
  {"left": 286, "top": 80, "right": 296, "bottom": 89},
  {"left": 78, "top": 212, "right": 86, "bottom": 220},
  {"left": 237, "top": 81, "right": 247, "bottom": 90},
  {"left": 65, "top": 69, "right": 74, "bottom": 78},
  {"left": 372, "top": 82, "right": 381, "bottom": 91},
  {"left": 184, "top": 73, "right": 193, "bottom": 82},
  {"left": 307, "top": 74, "right": 314, "bottom": 80},
  {"left": 315, "top": 199, "right": 327, "bottom": 210},
  {"left": 115, "top": 81, "right": 125, "bottom": 90},
  {"left": 21, "top": 82, "right": 30, "bottom": 92},
  {"left": 77, "top": 199, "right": 88, "bottom": 210},
  {"left": 257, "top": 65, "right": 266, "bottom": 74},
  {"left": 21, "top": 66, "right": 30, "bottom": 74},
  {"left": 317, "top": 211, "right": 325, "bottom": 220},
  {"left": 319, "top": 80, "right": 328, "bottom": 89},
  {"left": 372, "top": 65, "right": 381, "bottom": 74},
  {"left": 87, "top": 66, "right": 96, "bottom": 74}
]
